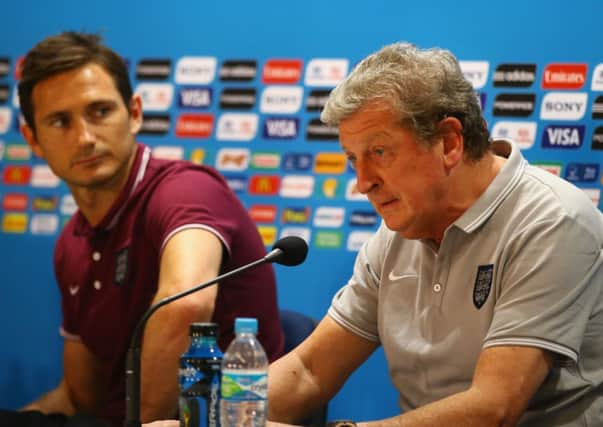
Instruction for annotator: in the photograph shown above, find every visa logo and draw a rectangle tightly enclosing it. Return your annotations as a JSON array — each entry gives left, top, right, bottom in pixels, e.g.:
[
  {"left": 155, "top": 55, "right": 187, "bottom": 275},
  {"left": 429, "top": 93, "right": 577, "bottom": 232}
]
[
  {"left": 263, "top": 118, "right": 298, "bottom": 139},
  {"left": 178, "top": 87, "right": 212, "bottom": 108},
  {"left": 542, "top": 125, "right": 584, "bottom": 148}
]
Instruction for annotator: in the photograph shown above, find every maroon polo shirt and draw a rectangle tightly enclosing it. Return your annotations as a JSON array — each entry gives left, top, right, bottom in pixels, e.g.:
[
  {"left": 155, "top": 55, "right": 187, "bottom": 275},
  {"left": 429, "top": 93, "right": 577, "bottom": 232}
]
[{"left": 54, "top": 144, "right": 284, "bottom": 425}]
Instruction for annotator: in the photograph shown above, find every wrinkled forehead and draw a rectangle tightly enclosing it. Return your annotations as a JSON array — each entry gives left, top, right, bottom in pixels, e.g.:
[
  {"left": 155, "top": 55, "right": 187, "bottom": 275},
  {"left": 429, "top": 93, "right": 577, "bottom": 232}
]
[{"left": 338, "top": 106, "right": 417, "bottom": 152}]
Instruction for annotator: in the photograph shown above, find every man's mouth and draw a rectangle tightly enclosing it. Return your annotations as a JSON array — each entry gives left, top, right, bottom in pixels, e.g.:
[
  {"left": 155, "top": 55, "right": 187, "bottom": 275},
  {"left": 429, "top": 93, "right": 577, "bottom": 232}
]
[
  {"left": 72, "top": 153, "right": 106, "bottom": 167},
  {"left": 379, "top": 198, "right": 398, "bottom": 208}
]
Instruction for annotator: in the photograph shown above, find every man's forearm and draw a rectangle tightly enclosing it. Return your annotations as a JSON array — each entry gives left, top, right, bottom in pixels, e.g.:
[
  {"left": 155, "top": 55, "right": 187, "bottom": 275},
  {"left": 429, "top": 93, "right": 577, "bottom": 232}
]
[
  {"left": 268, "top": 351, "right": 328, "bottom": 424},
  {"left": 358, "top": 388, "right": 517, "bottom": 427},
  {"left": 139, "top": 299, "right": 211, "bottom": 423},
  {"left": 20, "top": 380, "right": 76, "bottom": 415}
]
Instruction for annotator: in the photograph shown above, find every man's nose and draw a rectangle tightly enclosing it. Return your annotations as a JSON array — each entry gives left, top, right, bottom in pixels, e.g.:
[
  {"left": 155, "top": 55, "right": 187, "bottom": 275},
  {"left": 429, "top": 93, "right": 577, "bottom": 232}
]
[
  {"left": 74, "top": 117, "right": 95, "bottom": 145},
  {"left": 354, "top": 157, "right": 379, "bottom": 194}
]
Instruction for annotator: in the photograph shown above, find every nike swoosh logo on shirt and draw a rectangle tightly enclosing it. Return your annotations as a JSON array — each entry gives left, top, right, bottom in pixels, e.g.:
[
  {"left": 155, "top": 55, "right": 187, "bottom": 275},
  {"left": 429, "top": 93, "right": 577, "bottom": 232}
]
[
  {"left": 69, "top": 285, "right": 79, "bottom": 296},
  {"left": 387, "top": 271, "right": 416, "bottom": 282}
]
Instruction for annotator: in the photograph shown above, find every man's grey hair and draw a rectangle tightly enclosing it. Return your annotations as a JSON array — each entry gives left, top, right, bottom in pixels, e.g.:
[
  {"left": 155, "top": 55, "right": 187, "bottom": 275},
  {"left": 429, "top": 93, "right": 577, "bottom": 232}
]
[{"left": 321, "top": 42, "right": 490, "bottom": 161}]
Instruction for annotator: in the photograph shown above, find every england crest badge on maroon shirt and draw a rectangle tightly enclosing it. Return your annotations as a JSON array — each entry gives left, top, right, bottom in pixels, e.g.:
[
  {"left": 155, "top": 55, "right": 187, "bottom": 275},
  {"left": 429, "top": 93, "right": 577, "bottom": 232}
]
[
  {"left": 473, "top": 264, "right": 493, "bottom": 309},
  {"left": 114, "top": 247, "right": 129, "bottom": 286}
]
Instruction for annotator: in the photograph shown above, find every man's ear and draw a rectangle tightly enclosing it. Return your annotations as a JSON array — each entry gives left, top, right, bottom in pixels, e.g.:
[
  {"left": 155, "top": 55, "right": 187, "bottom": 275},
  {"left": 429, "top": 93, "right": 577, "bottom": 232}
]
[
  {"left": 438, "top": 116, "right": 464, "bottom": 171},
  {"left": 20, "top": 123, "right": 44, "bottom": 159},
  {"left": 128, "top": 93, "right": 143, "bottom": 134}
]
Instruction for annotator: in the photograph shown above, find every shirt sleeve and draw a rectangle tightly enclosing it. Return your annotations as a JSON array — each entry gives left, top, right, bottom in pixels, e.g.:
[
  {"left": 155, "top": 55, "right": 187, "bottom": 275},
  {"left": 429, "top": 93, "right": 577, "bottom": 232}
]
[
  {"left": 484, "top": 214, "right": 603, "bottom": 364},
  {"left": 144, "top": 166, "right": 241, "bottom": 259},
  {"left": 328, "top": 222, "right": 390, "bottom": 342}
]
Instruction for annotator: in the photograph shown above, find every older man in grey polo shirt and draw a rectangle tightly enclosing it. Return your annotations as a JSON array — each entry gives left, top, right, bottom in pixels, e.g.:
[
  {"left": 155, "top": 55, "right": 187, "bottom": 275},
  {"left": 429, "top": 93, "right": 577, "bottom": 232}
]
[{"left": 267, "top": 42, "right": 603, "bottom": 427}]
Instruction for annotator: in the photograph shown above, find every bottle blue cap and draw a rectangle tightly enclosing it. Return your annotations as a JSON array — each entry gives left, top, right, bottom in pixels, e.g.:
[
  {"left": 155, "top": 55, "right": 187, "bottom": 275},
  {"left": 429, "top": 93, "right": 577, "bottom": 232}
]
[{"left": 234, "top": 317, "right": 258, "bottom": 334}]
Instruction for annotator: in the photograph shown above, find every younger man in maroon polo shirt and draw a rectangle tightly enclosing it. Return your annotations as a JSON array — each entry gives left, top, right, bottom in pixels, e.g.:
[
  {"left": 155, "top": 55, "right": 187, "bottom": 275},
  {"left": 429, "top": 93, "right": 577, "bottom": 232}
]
[{"left": 11, "top": 31, "right": 284, "bottom": 426}]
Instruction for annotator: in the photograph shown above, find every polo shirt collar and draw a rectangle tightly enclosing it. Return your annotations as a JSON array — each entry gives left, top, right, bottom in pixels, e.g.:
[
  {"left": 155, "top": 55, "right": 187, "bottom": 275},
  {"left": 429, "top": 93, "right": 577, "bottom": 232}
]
[
  {"left": 72, "top": 144, "right": 152, "bottom": 237},
  {"left": 452, "top": 139, "right": 526, "bottom": 234}
]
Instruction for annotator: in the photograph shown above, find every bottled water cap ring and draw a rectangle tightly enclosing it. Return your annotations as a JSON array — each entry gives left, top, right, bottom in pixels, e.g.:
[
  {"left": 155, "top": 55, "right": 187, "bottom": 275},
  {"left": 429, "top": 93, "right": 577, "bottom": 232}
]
[{"left": 234, "top": 317, "right": 258, "bottom": 334}]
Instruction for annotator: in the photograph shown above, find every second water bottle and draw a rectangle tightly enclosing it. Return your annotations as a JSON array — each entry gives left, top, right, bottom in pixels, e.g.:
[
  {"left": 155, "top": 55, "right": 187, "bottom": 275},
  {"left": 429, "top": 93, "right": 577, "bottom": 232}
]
[{"left": 220, "top": 317, "right": 268, "bottom": 427}]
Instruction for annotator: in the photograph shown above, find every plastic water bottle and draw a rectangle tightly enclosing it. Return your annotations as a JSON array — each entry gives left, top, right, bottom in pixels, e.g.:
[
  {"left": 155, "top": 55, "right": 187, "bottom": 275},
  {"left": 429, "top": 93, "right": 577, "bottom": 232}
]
[
  {"left": 179, "top": 322, "right": 223, "bottom": 427},
  {"left": 220, "top": 317, "right": 268, "bottom": 427}
]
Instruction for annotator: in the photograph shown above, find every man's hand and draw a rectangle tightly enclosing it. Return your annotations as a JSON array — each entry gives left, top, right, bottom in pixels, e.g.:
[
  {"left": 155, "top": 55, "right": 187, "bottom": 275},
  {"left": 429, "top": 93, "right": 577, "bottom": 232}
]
[
  {"left": 142, "top": 421, "right": 179, "bottom": 427},
  {"left": 141, "top": 419, "right": 299, "bottom": 426}
]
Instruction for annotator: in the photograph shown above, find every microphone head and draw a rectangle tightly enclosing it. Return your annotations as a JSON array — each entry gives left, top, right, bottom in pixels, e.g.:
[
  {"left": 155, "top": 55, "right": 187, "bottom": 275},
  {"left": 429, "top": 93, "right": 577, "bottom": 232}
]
[{"left": 270, "top": 236, "right": 308, "bottom": 266}]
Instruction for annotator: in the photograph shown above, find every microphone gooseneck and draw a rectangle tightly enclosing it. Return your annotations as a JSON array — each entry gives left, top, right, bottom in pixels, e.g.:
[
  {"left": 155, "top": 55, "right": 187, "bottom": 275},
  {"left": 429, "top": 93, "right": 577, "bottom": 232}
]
[{"left": 124, "top": 236, "right": 308, "bottom": 427}]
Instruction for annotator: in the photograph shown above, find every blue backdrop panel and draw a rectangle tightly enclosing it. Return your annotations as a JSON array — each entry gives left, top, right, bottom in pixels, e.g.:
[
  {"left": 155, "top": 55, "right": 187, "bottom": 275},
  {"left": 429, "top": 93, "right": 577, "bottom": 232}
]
[{"left": 0, "top": 0, "right": 602, "bottom": 423}]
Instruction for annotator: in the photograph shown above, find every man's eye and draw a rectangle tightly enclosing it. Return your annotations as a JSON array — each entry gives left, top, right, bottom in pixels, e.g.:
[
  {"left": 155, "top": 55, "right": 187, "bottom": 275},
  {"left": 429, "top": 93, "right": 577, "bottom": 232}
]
[
  {"left": 50, "top": 117, "right": 67, "bottom": 128},
  {"left": 93, "top": 106, "right": 111, "bottom": 117},
  {"left": 372, "top": 147, "right": 385, "bottom": 157}
]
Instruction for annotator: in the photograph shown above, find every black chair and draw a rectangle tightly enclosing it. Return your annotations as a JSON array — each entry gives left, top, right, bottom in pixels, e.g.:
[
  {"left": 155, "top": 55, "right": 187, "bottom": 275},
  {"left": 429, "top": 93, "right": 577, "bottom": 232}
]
[{"left": 279, "top": 309, "right": 328, "bottom": 427}]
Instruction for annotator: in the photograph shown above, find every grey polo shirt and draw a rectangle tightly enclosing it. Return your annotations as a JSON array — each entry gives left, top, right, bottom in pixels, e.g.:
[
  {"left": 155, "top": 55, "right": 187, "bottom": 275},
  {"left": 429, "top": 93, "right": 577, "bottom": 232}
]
[{"left": 329, "top": 139, "right": 603, "bottom": 426}]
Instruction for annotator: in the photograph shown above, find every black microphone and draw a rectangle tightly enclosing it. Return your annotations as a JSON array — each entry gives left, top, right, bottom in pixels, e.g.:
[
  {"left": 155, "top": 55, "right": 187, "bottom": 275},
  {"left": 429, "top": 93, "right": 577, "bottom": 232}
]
[
  {"left": 124, "top": 236, "right": 308, "bottom": 427},
  {"left": 264, "top": 235, "right": 308, "bottom": 266}
]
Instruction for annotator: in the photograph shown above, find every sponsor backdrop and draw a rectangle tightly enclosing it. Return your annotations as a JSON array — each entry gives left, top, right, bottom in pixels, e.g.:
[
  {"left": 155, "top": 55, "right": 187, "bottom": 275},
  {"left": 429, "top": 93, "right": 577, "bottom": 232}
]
[{"left": 1, "top": 0, "right": 602, "bottom": 421}]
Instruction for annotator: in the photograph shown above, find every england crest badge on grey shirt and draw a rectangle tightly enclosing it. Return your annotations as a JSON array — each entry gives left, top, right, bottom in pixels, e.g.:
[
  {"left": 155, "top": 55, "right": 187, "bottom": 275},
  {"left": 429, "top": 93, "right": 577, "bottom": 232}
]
[{"left": 473, "top": 264, "right": 493, "bottom": 309}]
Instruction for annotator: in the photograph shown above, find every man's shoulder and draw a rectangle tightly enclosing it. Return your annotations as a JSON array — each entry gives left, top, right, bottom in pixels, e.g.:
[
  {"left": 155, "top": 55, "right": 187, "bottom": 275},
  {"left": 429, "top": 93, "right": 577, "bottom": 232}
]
[
  {"left": 520, "top": 164, "right": 602, "bottom": 226},
  {"left": 135, "top": 157, "right": 231, "bottom": 206},
  {"left": 146, "top": 156, "right": 224, "bottom": 186}
]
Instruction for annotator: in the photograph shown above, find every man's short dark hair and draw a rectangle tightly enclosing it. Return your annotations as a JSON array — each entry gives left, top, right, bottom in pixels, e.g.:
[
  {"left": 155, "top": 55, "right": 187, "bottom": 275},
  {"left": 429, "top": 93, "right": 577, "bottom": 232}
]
[{"left": 18, "top": 31, "right": 133, "bottom": 132}]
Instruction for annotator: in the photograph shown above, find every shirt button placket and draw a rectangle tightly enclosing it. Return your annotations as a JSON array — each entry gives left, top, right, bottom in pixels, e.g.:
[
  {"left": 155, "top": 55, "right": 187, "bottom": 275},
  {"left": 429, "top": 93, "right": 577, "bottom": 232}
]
[
  {"left": 432, "top": 282, "right": 444, "bottom": 306},
  {"left": 92, "top": 251, "right": 102, "bottom": 290}
]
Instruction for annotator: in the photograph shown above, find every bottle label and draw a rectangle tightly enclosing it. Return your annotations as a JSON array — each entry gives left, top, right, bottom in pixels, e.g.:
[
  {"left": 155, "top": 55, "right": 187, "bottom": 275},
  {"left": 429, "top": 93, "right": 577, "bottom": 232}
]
[
  {"left": 221, "top": 370, "right": 267, "bottom": 401},
  {"left": 179, "top": 357, "right": 221, "bottom": 396},
  {"left": 180, "top": 396, "right": 218, "bottom": 427},
  {"left": 179, "top": 357, "right": 221, "bottom": 427}
]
